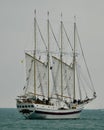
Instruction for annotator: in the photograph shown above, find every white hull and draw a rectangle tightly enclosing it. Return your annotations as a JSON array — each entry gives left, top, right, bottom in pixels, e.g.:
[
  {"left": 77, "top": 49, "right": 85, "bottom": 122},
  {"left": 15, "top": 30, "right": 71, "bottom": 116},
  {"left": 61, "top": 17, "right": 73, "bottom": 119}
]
[
  {"left": 27, "top": 110, "right": 81, "bottom": 119},
  {"left": 17, "top": 103, "right": 83, "bottom": 119}
]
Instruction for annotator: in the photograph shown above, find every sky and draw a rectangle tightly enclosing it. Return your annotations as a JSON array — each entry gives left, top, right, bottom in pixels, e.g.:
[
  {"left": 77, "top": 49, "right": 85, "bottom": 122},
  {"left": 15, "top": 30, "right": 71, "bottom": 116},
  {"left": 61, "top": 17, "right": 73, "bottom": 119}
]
[{"left": 0, "top": 0, "right": 104, "bottom": 109}]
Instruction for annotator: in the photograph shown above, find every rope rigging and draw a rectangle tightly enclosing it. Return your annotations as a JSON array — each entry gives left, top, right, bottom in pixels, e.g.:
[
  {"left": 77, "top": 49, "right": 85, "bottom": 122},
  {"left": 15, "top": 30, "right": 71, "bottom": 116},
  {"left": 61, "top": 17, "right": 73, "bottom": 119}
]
[
  {"left": 77, "top": 63, "right": 94, "bottom": 92},
  {"left": 76, "top": 26, "right": 95, "bottom": 93},
  {"left": 49, "top": 22, "right": 60, "bottom": 51},
  {"left": 36, "top": 20, "right": 47, "bottom": 50},
  {"left": 63, "top": 23, "right": 73, "bottom": 51},
  {"left": 24, "top": 13, "right": 96, "bottom": 102},
  {"left": 76, "top": 64, "right": 88, "bottom": 98}
]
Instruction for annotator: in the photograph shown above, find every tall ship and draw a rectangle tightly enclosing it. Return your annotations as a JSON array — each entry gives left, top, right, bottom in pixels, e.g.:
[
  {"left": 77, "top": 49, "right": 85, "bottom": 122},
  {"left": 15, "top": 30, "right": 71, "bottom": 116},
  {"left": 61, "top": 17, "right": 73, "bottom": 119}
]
[{"left": 16, "top": 11, "right": 96, "bottom": 119}]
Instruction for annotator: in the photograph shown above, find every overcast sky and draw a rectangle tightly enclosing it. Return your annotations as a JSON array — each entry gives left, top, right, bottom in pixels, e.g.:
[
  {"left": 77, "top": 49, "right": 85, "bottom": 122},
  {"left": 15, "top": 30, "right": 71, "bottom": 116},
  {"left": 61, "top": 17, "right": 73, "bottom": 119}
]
[{"left": 0, "top": 0, "right": 104, "bottom": 109}]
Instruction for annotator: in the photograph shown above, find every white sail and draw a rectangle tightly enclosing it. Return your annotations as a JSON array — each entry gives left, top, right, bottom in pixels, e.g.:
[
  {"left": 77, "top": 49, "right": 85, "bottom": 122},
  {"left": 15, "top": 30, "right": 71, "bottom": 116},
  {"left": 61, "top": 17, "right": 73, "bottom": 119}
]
[
  {"left": 36, "top": 58, "right": 48, "bottom": 99},
  {"left": 25, "top": 53, "right": 34, "bottom": 94},
  {"left": 25, "top": 53, "right": 48, "bottom": 98},
  {"left": 52, "top": 56, "right": 74, "bottom": 101}
]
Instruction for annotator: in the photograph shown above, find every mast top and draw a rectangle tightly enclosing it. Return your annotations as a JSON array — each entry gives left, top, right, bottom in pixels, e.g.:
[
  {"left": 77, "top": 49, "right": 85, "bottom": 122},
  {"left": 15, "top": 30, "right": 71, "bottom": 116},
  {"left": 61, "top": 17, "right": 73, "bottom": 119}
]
[
  {"left": 34, "top": 9, "right": 36, "bottom": 14},
  {"left": 61, "top": 12, "right": 63, "bottom": 22},
  {"left": 74, "top": 15, "right": 76, "bottom": 23},
  {"left": 34, "top": 9, "right": 36, "bottom": 18},
  {"left": 47, "top": 11, "right": 49, "bottom": 20}
]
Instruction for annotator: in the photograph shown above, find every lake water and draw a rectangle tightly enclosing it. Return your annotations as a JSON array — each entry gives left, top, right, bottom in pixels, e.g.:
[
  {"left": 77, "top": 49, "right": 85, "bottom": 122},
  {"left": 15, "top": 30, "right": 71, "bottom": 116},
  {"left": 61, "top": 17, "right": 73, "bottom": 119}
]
[{"left": 0, "top": 108, "right": 104, "bottom": 130}]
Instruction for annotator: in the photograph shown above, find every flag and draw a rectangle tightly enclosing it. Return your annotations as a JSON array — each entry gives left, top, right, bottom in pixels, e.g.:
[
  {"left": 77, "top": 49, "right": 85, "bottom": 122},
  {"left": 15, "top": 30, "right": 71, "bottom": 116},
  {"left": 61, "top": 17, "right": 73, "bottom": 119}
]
[{"left": 21, "top": 60, "right": 24, "bottom": 63}]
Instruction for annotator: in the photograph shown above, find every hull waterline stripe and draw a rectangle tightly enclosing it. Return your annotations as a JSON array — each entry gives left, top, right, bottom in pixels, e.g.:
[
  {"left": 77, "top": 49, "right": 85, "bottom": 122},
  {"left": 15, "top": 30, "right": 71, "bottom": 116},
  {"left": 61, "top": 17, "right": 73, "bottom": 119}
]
[{"left": 35, "top": 110, "right": 82, "bottom": 115}]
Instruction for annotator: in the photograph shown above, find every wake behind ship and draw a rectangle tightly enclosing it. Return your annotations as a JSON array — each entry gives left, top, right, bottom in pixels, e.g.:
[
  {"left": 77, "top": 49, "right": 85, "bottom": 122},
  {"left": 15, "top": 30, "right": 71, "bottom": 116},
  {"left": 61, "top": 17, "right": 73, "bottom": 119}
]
[{"left": 16, "top": 11, "right": 96, "bottom": 119}]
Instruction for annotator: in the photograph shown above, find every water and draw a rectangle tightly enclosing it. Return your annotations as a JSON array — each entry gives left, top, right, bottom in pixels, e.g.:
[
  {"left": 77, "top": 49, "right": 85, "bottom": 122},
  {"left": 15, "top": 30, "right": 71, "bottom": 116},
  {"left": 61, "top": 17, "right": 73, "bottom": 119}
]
[{"left": 0, "top": 108, "right": 104, "bottom": 130}]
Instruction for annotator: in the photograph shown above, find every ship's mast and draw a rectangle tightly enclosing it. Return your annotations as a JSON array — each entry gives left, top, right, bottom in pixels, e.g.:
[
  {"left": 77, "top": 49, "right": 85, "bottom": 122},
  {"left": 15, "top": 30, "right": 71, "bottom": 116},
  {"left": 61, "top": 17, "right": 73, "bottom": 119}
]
[
  {"left": 60, "top": 13, "right": 63, "bottom": 99},
  {"left": 73, "top": 16, "right": 76, "bottom": 100},
  {"left": 47, "top": 12, "right": 50, "bottom": 99},
  {"left": 34, "top": 10, "right": 36, "bottom": 96}
]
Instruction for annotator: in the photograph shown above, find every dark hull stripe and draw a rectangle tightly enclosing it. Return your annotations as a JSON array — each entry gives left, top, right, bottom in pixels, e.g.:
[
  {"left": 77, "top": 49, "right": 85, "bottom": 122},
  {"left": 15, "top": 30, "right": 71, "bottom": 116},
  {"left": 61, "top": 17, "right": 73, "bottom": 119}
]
[{"left": 35, "top": 110, "right": 82, "bottom": 115}]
